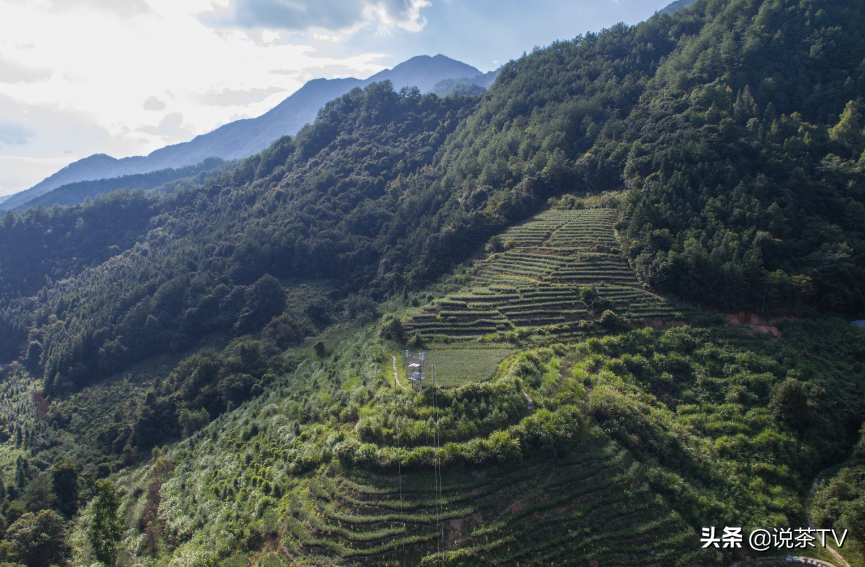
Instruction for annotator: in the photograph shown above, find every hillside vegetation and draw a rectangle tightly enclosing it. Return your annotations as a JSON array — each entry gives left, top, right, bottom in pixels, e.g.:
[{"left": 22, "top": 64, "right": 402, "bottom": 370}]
[
  {"left": 0, "top": 0, "right": 864, "bottom": 565},
  {"left": 398, "top": 207, "right": 682, "bottom": 344}
]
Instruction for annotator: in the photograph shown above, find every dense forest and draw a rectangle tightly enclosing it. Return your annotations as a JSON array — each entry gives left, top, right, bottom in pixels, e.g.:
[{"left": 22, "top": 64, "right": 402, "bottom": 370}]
[{"left": 0, "top": 0, "right": 863, "bottom": 565}]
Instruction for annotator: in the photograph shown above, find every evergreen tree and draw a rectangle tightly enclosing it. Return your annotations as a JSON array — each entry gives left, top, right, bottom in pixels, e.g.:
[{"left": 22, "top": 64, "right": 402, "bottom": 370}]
[
  {"left": 51, "top": 460, "right": 78, "bottom": 517},
  {"left": 5, "top": 509, "right": 68, "bottom": 567},
  {"left": 89, "top": 480, "right": 122, "bottom": 566}
]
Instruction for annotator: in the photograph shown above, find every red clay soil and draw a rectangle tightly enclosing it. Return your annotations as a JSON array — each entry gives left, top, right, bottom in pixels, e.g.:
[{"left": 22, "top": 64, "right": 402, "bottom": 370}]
[
  {"left": 747, "top": 325, "right": 783, "bottom": 338},
  {"left": 642, "top": 318, "right": 687, "bottom": 330},
  {"left": 639, "top": 312, "right": 787, "bottom": 338},
  {"left": 722, "top": 311, "right": 804, "bottom": 338},
  {"left": 726, "top": 311, "right": 801, "bottom": 326}
]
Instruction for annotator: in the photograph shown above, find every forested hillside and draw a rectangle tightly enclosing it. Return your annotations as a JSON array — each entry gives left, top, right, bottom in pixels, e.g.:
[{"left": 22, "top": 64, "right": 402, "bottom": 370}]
[
  {"left": 0, "top": 0, "right": 864, "bottom": 566},
  {"left": 0, "top": 82, "right": 477, "bottom": 384},
  {"left": 426, "top": 0, "right": 865, "bottom": 312}
]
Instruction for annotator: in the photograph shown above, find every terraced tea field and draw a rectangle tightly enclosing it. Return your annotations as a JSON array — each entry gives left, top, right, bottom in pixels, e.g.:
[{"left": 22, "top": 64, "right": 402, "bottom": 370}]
[
  {"left": 283, "top": 437, "right": 701, "bottom": 565},
  {"left": 420, "top": 346, "right": 515, "bottom": 387},
  {"left": 404, "top": 209, "right": 681, "bottom": 342}
]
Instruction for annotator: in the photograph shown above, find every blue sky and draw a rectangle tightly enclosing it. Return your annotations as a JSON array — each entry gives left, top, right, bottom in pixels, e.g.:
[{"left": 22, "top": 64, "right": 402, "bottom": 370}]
[
  {"left": 0, "top": 0, "right": 673, "bottom": 196},
  {"left": 204, "top": 0, "right": 674, "bottom": 72}
]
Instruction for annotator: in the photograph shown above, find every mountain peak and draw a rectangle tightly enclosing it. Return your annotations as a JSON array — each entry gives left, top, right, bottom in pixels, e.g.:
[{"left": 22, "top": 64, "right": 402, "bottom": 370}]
[{"left": 365, "top": 54, "right": 481, "bottom": 93}]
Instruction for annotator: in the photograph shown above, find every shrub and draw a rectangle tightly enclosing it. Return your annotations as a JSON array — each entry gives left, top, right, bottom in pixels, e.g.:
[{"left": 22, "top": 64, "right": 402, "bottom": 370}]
[
  {"left": 179, "top": 407, "right": 210, "bottom": 438},
  {"left": 599, "top": 309, "right": 625, "bottom": 330},
  {"left": 5, "top": 509, "right": 68, "bottom": 567},
  {"left": 379, "top": 317, "right": 405, "bottom": 342},
  {"left": 89, "top": 480, "right": 122, "bottom": 566},
  {"left": 769, "top": 378, "right": 814, "bottom": 433},
  {"left": 314, "top": 341, "right": 326, "bottom": 358},
  {"left": 486, "top": 235, "right": 504, "bottom": 253},
  {"left": 408, "top": 333, "right": 424, "bottom": 348},
  {"left": 51, "top": 460, "right": 78, "bottom": 517}
]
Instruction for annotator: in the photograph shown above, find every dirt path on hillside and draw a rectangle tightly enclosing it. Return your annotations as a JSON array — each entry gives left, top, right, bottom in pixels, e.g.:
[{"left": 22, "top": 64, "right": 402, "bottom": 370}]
[{"left": 392, "top": 355, "right": 407, "bottom": 390}]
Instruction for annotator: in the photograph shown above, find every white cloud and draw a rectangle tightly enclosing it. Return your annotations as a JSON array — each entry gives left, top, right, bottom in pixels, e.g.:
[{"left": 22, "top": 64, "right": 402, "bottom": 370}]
[
  {"left": 0, "top": 56, "right": 53, "bottom": 84},
  {"left": 200, "top": 0, "right": 431, "bottom": 36},
  {"left": 195, "top": 86, "right": 286, "bottom": 107},
  {"left": 375, "top": 0, "right": 430, "bottom": 33},
  {"left": 143, "top": 96, "right": 166, "bottom": 110},
  {"left": 261, "top": 29, "right": 281, "bottom": 43},
  {"left": 0, "top": 0, "right": 388, "bottom": 191},
  {"left": 0, "top": 0, "right": 386, "bottom": 144},
  {"left": 137, "top": 112, "right": 195, "bottom": 140},
  {"left": 0, "top": 118, "right": 36, "bottom": 145},
  {"left": 313, "top": 33, "right": 343, "bottom": 42},
  {"left": 269, "top": 63, "right": 367, "bottom": 80},
  {"left": 6, "top": 0, "right": 152, "bottom": 18},
  {"left": 0, "top": 93, "right": 139, "bottom": 157}
]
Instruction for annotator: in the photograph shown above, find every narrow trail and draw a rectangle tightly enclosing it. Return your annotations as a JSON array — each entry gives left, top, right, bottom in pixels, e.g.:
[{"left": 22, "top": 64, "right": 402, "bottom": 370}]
[{"left": 392, "top": 355, "right": 407, "bottom": 390}]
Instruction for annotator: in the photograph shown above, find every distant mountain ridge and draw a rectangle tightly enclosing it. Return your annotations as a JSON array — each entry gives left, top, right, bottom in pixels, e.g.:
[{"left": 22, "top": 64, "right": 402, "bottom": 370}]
[
  {"left": 15, "top": 157, "right": 228, "bottom": 211},
  {"left": 430, "top": 68, "right": 501, "bottom": 96},
  {"left": 657, "top": 0, "right": 698, "bottom": 16},
  {"left": 0, "top": 55, "right": 481, "bottom": 211}
]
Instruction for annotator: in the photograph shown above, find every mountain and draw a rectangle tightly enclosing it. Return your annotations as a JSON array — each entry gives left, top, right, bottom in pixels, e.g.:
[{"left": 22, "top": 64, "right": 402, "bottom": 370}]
[
  {"left": 430, "top": 68, "right": 501, "bottom": 96},
  {"left": 13, "top": 157, "right": 228, "bottom": 210},
  {"left": 657, "top": 0, "right": 699, "bottom": 15},
  {"left": 0, "top": 55, "right": 481, "bottom": 212},
  {"left": 0, "top": 154, "right": 147, "bottom": 211},
  {"left": 2, "top": 0, "right": 865, "bottom": 565},
  {"left": 364, "top": 53, "right": 480, "bottom": 93}
]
